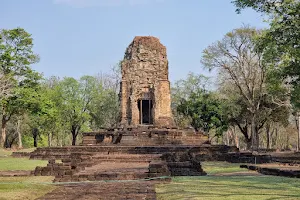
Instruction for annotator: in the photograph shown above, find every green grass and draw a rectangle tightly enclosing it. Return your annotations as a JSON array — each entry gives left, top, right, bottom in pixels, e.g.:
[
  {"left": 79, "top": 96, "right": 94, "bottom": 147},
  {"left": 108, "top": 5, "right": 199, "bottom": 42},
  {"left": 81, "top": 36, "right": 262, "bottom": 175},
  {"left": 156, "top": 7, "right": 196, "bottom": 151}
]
[
  {"left": 0, "top": 176, "right": 56, "bottom": 200},
  {"left": 156, "top": 176, "right": 300, "bottom": 200},
  {"left": 202, "top": 162, "right": 249, "bottom": 175},
  {"left": 156, "top": 162, "right": 300, "bottom": 200},
  {"left": 0, "top": 148, "right": 36, "bottom": 157},
  {"left": 0, "top": 149, "right": 13, "bottom": 157},
  {"left": 0, "top": 157, "right": 47, "bottom": 171}
]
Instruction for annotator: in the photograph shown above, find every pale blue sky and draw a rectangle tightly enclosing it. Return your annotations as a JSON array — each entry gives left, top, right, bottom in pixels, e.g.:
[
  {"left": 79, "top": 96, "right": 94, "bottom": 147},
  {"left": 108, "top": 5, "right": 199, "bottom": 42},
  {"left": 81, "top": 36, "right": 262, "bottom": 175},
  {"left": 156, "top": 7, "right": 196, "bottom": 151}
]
[{"left": 0, "top": 0, "right": 267, "bottom": 82}]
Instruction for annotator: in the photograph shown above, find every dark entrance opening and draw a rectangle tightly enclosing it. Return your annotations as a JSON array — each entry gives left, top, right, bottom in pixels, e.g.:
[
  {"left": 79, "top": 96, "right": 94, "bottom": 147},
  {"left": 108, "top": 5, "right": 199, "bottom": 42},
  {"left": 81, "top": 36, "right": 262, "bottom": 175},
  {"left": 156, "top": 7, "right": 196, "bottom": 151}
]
[{"left": 137, "top": 99, "right": 153, "bottom": 124}]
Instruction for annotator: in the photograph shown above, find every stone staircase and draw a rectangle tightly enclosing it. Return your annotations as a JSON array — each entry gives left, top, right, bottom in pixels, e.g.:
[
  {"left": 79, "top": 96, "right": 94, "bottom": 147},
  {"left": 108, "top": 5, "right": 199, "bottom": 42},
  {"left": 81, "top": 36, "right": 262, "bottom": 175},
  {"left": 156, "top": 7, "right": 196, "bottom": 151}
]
[
  {"left": 30, "top": 145, "right": 238, "bottom": 160},
  {"left": 30, "top": 144, "right": 238, "bottom": 183}
]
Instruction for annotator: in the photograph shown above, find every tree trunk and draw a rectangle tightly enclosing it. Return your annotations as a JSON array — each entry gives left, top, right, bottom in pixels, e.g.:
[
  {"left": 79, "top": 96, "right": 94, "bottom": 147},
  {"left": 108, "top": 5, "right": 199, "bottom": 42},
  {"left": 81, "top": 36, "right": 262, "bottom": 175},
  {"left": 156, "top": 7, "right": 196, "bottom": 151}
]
[
  {"left": 286, "top": 132, "right": 290, "bottom": 150},
  {"left": 7, "top": 137, "right": 17, "bottom": 148},
  {"left": 297, "top": 114, "right": 300, "bottom": 152},
  {"left": 51, "top": 131, "right": 54, "bottom": 146},
  {"left": 71, "top": 127, "right": 77, "bottom": 146},
  {"left": 1, "top": 118, "right": 7, "bottom": 148},
  {"left": 72, "top": 131, "right": 76, "bottom": 146},
  {"left": 71, "top": 125, "right": 81, "bottom": 146},
  {"left": 246, "top": 138, "right": 252, "bottom": 150},
  {"left": 17, "top": 119, "right": 22, "bottom": 149},
  {"left": 251, "top": 114, "right": 258, "bottom": 151},
  {"left": 235, "top": 134, "right": 239, "bottom": 149},
  {"left": 0, "top": 105, "right": 11, "bottom": 148},
  {"left": 33, "top": 136, "right": 37, "bottom": 147},
  {"left": 32, "top": 128, "right": 39, "bottom": 148},
  {"left": 266, "top": 124, "right": 270, "bottom": 149},
  {"left": 48, "top": 132, "right": 52, "bottom": 147},
  {"left": 56, "top": 132, "right": 60, "bottom": 147},
  {"left": 226, "top": 130, "right": 231, "bottom": 146},
  {"left": 231, "top": 126, "right": 239, "bottom": 149},
  {"left": 274, "top": 127, "right": 278, "bottom": 149}
]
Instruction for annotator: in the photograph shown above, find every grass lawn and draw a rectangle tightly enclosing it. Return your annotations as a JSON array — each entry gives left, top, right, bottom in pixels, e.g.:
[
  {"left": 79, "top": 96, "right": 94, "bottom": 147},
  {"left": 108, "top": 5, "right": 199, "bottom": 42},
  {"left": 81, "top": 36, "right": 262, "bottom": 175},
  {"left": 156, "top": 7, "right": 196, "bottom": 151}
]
[
  {"left": 0, "top": 149, "right": 12, "bottom": 157},
  {"left": 202, "top": 162, "right": 248, "bottom": 175},
  {"left": 0, "top": 176, "right": 56, "bottom": 200},
  {"left": 0, "top": 151, "right": 53, "bottom": 200},
  {"left": 0, "top": 148, "right": 36, "bottom": 157},
  {"left": 156, "top": 162, "right": 300, "bottom": 200},
  {"left": 0, "top": 157, "right": 47, "bottom": 171}
]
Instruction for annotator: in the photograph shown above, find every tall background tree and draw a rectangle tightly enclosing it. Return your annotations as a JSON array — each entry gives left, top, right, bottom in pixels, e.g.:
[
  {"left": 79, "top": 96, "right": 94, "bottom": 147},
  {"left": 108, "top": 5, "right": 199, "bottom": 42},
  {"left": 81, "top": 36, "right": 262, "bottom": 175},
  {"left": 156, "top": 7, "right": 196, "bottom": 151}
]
[
  {"left": 232, "top": 0, "right": 300, "bottom": 150},
  {"left": 201, "top": 26, "right": 289, "bottom": 150},
  {"left": 0, "top": 28, "right": 40, "bottom": 147}
]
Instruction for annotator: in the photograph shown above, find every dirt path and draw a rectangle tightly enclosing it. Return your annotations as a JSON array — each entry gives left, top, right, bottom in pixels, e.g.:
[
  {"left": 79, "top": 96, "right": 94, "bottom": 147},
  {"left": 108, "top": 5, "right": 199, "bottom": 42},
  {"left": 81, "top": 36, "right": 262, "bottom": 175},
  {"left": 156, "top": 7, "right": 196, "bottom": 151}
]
[{"left": 38, "top": 181, "right": 158, "bottom": 200}]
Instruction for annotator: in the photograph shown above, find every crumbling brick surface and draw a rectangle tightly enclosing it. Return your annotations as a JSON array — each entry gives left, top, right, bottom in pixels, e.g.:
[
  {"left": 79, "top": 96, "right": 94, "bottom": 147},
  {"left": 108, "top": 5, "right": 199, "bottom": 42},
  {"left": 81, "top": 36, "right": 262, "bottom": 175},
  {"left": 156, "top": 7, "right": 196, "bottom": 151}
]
[
  {"left": 38, "top": 181, "right": 159, "bottom": 200},
  {"left": 82, "top": 127, "right": 209, "bottom": 146},
  {"left": 120, "top": 36, "right": 174, "bottom": 127}
]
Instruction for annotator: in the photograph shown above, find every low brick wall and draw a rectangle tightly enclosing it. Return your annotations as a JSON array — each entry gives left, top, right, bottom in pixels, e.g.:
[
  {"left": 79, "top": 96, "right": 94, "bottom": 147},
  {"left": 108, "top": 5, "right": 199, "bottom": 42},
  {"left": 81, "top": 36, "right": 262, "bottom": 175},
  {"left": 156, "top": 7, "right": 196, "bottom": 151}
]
[
  {"left": 240, "top": 164, "right": 300, "bottom": 178},
  {"left": 223, "top": 152, "right": 272, "bottom": 164}
]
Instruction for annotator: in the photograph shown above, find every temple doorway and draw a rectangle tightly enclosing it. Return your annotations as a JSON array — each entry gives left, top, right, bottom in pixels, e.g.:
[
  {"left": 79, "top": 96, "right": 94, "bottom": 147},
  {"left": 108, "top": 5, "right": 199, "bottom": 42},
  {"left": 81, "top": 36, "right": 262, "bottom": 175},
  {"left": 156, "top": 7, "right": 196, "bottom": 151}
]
[{"left": 137, "top": 99, "right": 153, "bottom": 124}]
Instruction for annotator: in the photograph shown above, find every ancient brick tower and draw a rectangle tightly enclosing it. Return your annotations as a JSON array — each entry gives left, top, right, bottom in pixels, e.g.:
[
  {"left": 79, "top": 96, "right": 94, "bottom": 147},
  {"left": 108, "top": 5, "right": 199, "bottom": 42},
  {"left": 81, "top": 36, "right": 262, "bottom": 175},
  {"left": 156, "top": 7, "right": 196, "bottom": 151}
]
[{"left": 120, "top": 36, "right": 174, "bottom": 127}]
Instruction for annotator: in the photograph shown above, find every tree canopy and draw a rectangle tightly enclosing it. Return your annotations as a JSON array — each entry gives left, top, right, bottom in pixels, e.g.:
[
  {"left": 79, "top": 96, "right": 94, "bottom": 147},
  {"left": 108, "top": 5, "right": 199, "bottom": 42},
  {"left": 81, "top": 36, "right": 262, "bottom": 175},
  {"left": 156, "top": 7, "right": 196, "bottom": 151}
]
[{"left": 232, "top": 0, "right": 300, "bottom": 109}]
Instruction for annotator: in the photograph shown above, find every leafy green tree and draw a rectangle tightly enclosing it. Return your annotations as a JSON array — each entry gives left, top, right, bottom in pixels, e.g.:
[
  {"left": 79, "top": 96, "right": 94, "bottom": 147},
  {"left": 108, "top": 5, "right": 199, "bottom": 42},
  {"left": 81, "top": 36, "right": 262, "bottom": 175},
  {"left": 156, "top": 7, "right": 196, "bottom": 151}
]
[
  {"left": 172, "top": 73, "right": 211, "bottom": 128},
  {"left": 58, "top": 76, "right": 97, "bottom": 145},
  {"left": 177, "top": 89, "right": 228, "bottom": 137},
  {"left": 0, "top": 73, "right": 12, "bottom": 101},
  {"left": 232, "top": 0, "right": 300, "bottom": 108},
  {"left": 38, "top": 77, "right": 62, "bottom": 147},
  {"left": 26, "top": 78, "right": 61, "bottom": 147},
  {"left": 88, "top": 73, "right": 119, "bottom": 130},
  {"left": 0, "top": 28, "right": 40, "bottom": 147}
]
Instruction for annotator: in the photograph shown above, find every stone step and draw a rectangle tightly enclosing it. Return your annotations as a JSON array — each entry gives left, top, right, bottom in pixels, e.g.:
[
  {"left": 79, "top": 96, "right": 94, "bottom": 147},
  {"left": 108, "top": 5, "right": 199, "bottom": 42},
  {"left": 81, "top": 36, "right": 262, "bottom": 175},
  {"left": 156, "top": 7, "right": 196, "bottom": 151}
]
[
  {"left": 38, "top": 181, "right": 159, "bottom": 200},
  {"left": 30, "top": 145, "right": 238, "bottom": 160},
  {"left": 90, "top": 159, "right": 152, "bottom": 163},
  {"left": 92, "top": 154, "right": 160, "bottom": 161}
]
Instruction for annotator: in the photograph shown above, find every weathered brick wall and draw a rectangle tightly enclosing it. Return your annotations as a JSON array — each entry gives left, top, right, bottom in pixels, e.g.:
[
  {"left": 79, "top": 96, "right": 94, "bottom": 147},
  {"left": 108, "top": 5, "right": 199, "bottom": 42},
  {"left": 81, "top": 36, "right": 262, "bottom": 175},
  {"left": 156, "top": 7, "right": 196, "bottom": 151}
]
[{"left": 120, "top": 36, "right": 174, "bottom": 126}]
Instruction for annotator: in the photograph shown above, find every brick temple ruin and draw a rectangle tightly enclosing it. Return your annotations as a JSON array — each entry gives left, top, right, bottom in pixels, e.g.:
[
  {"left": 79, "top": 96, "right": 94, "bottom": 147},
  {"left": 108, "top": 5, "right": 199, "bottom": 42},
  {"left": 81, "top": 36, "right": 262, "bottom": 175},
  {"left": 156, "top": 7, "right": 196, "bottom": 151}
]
[
  {"left": 9, "top": 36, "right": 300, "bottom": 200},
  {"left": 82, "top": 36, "right": 208, "bottom": 146},
  {"left": 120, "top": 36, "right": 174, "bottom": 127},
  {"left": 29, "top": 36, "right": 239, "bottom": 186}
]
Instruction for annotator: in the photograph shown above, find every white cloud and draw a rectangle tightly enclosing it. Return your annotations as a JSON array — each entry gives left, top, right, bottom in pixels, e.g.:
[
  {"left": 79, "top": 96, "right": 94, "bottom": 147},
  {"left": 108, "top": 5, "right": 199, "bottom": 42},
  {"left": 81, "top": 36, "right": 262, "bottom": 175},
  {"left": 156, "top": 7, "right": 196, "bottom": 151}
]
[{"left": 53, "top": 0, "right": 165, "bottom": 7}]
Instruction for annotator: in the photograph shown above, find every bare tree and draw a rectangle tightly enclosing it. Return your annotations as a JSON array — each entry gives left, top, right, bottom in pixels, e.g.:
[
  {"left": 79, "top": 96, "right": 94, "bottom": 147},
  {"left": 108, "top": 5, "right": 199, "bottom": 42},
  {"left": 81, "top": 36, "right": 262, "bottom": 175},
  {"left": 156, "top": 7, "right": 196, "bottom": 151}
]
[{"left": 201, "top": 26, "right": 289, "bottom": 150}]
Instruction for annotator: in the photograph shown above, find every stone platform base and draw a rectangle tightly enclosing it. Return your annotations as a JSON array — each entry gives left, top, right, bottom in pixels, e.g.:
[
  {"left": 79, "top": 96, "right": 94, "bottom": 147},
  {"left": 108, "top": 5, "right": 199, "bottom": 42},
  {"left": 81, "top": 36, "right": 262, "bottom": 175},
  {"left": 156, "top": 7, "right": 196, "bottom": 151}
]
[
  {"left": 38, "top": 181, "right": 160, "bottom": 200},
  {"left": 30, "top": 145, "right": 238, "bottom": 160},
  {"left": 82, "top": 126, "right": 208, "bottom": 146},
  {"left": 30, "top": 125, "right": 237, "bottom": 183},
  {"left": 29, "top": 145, "right": 229, "bottom": 182}
]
